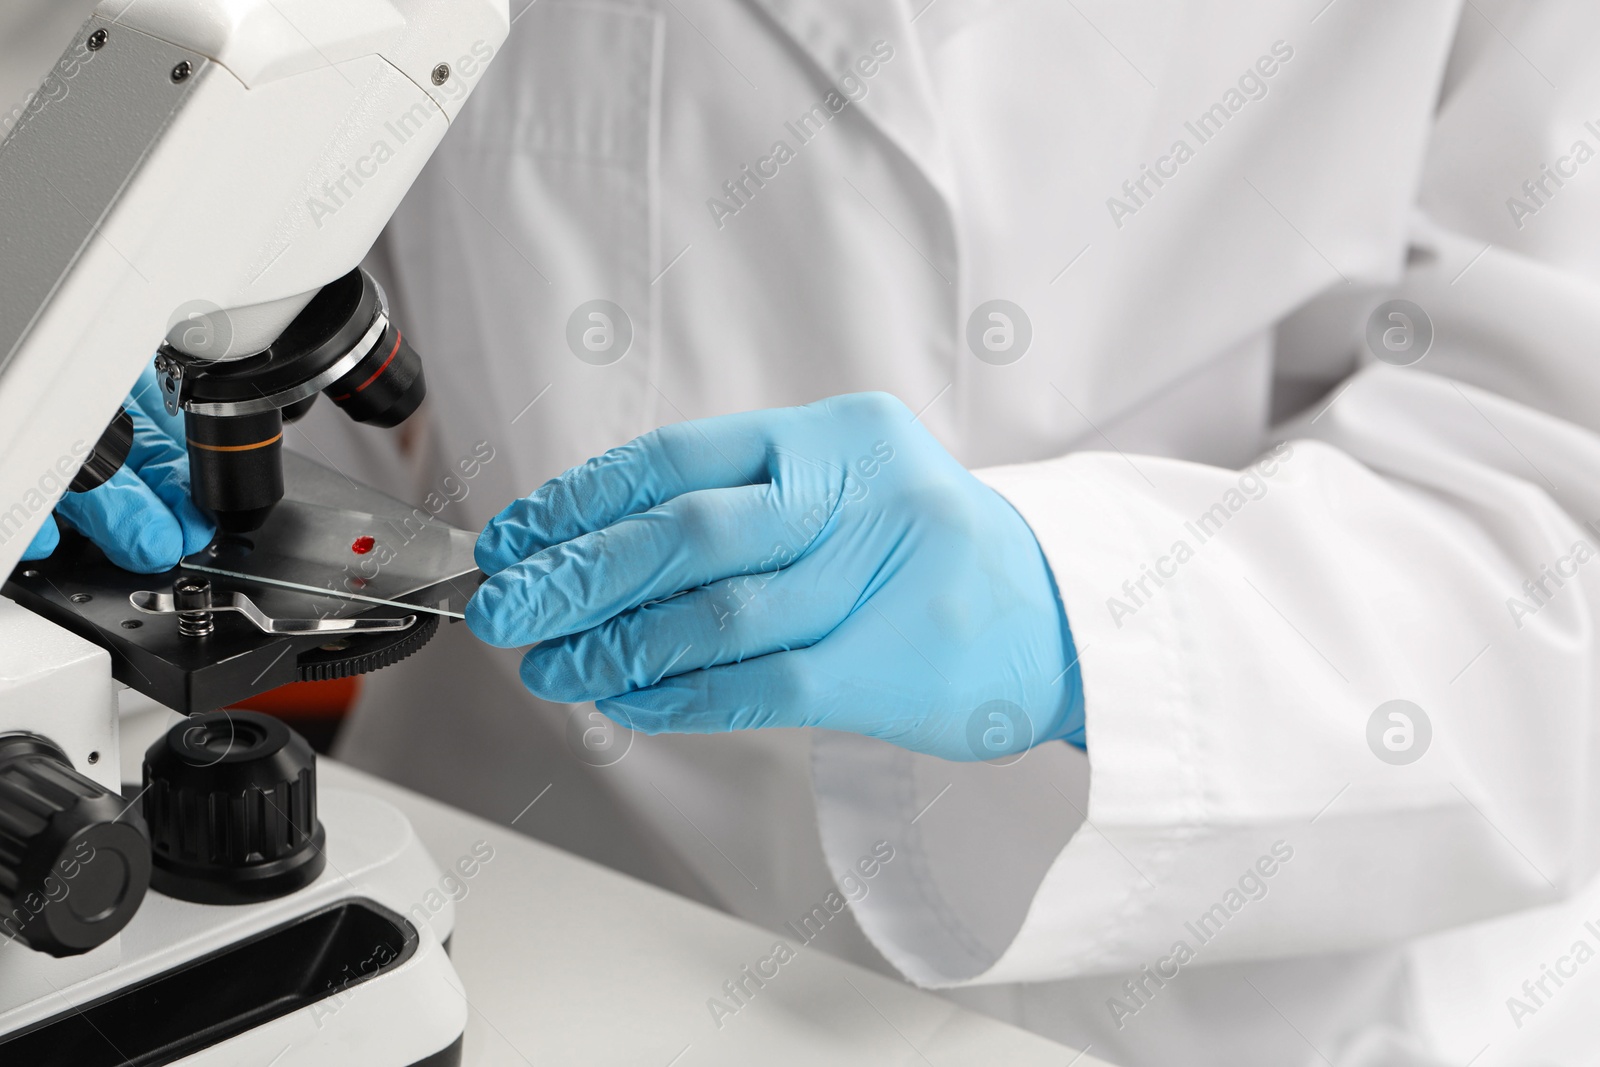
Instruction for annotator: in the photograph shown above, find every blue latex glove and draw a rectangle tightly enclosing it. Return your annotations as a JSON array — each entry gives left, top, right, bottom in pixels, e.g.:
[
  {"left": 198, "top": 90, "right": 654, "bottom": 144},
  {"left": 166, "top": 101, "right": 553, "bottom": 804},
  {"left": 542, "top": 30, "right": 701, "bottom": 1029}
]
[
  {"left": 21, "top": 364, "right": 215, "bottom": 573},
  {"left": 468, "top": 392, "right": 1085, "bottom": 761}
]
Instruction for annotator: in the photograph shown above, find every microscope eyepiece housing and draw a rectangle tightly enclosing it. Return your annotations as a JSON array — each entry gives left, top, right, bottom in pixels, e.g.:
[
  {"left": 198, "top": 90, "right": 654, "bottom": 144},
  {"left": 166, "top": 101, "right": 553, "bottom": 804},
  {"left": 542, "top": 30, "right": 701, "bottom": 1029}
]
[{"left": 156, "top": 267, "right": 426, "bottom": 532}]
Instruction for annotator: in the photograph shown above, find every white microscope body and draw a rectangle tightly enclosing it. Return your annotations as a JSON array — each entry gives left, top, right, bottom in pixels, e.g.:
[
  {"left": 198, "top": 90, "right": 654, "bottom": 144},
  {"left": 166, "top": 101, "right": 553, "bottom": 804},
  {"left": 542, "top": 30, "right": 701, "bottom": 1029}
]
[{"left": 0, "top": 3, "right": 510, "bottom": 1063}]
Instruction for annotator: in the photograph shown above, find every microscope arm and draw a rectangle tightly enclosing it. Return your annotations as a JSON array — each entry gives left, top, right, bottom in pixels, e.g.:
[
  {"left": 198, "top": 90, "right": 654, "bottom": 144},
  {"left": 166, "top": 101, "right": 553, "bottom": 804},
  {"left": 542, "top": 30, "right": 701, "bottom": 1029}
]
[{"left": 0, "top": 0, "right": 509, "bottom": 574}]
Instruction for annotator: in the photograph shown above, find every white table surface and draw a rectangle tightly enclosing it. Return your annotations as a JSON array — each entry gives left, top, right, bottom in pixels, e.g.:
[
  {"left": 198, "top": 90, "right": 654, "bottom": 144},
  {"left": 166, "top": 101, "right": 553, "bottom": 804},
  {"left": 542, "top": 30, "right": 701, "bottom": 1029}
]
[{"left": 320, "top": 761, "right": 1103, "bottom": 1067}]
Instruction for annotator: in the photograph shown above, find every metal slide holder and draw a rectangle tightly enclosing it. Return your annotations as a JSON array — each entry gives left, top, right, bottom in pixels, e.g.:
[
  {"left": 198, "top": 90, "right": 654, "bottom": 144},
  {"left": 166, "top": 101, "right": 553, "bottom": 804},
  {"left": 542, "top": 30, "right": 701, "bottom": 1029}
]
[
  {"left": 4, "top": 453, "right": 482, "bottom": 713},
  {"left": 130, "top": 585, "right": 417, "bottom": 635}
]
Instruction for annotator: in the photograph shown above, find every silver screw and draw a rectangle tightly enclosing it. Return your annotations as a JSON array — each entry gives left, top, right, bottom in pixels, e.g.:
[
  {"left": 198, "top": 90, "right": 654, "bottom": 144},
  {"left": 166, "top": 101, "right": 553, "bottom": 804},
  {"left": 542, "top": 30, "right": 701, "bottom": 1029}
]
[
  {"left": 174, "top": 577, "right": 214, "bottom": 637},
  {"left": 87, "top": 29, "right": 108, "bottom": 51},
  {"left": 431, "top": 63, "right": 451, "bottom": 86},
  {"left": 171, "top": 60, "right": 193, "bottom": 84}
]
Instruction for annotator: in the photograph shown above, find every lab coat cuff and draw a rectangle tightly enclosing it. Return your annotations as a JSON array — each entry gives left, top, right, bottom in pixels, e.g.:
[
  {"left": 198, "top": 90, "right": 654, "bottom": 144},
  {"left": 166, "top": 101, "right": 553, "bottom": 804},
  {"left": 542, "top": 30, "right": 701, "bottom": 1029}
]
[
  {"left": 812, "top": 457, "right": 1203, "bottom": 986},
  {"left": 976, "top": 457, "right": 1198, "bottom": 817},
  {"left": 974, "top": 458, "right": 1210, "bottom": 982}
]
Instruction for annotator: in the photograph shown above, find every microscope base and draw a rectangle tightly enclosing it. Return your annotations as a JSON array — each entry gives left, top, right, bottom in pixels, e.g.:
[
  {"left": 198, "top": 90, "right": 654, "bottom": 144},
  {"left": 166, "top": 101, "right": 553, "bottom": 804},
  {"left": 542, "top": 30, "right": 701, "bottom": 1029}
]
[{"left": 0, "top": 788, "right": 467, "bottom": 1066}]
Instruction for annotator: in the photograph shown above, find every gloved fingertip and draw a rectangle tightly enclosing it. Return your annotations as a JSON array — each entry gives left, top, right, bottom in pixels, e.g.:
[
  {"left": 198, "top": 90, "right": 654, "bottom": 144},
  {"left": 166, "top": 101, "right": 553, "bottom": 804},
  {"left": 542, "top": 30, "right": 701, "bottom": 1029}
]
[
  {"left": 20, "top": 516, "right": 60, "bottom": 561},
  {"left": 176, "top": 503, "right": 217, "bottom": 557},
  {"left": 475, "top": 493, "right": 566, "bottom": 574},
  {"left": 464, "top": 586, "right": 504, "bottom": 645},
  {"left": 465, "top": 579, "right": 537, "bottom": 648},
  {"left": 181, "top": 526, "right": 216, "bottom": 558},
  {"left": 515, "top": 645, "right": 575, "bottom": 698},
  {"left": 473, "top": 525, "right": 514, "bottom": 576},
  {"left": 596, "top": 689, "right": 695, "bottom": 736},
  {"left": 475, "top": 508, "right": 547, "bottom": 575},
  {"left": 517, "top": 648, "right": 568, "bottom": 701},
  {"left": 114, "top": 516, "right": 186, "bottom": 574},
  {"left": 595, "top": 695, "right": 663, "bottom": 734},
  {"left": 593, "top": 697, "right": 650, "bottom": 732}
]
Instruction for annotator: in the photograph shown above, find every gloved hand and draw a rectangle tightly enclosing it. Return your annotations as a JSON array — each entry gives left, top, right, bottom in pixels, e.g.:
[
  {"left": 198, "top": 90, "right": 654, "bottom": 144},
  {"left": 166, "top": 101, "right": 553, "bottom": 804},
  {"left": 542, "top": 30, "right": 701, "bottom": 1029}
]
[
  {"left": 468, "top": 392, "right": 1085, "bottom": 761},
  {"left": 21, "top": 363, "right": 215, "bottom": 573}
]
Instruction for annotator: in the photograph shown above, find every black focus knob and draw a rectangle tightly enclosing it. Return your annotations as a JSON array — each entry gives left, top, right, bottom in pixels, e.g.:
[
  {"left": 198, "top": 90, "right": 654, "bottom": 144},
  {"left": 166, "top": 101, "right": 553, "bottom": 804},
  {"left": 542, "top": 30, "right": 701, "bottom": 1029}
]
[
  {"left": 67, "top": 406, "right": 135, "bottom": 493},
  {"left": 143, "top": 711, "right": 326, "bottom": 905},
  {"left": 0, "top": 736, "right": 151, "bottom": 957}
]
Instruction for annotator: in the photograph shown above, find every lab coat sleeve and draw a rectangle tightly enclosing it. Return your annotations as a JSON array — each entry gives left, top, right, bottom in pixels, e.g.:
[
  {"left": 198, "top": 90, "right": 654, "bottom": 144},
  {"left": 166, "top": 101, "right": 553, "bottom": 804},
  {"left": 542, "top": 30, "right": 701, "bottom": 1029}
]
[{"left": 815, "top": 343, "right": 1600, "bottom": 987}]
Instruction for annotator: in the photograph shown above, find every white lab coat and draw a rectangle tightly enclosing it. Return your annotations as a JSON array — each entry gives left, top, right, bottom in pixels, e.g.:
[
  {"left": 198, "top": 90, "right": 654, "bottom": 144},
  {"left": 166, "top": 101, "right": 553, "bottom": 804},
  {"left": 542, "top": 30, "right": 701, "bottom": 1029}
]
[{"left": 313, "top": 0, "right": 1600, "bottom": 1061}]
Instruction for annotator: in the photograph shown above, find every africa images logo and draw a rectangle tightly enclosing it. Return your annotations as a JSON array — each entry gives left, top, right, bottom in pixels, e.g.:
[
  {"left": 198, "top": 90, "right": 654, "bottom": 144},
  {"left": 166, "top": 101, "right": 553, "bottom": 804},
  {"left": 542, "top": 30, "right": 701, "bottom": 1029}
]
[
  {"left": 1105, "top": 40, "right": 1294, "bottom": 229},
  {"left": 565, "top": 301, "right": 633, "bottom": 366},
  {"left": 965, "top": 301, "right": 1032, "bottom": 366},
  {"left": 704, "top": 41, "right": 896, "bottom": 230},
  {"left": 305, "top": 40, "right": 496, "bottom": 229}
]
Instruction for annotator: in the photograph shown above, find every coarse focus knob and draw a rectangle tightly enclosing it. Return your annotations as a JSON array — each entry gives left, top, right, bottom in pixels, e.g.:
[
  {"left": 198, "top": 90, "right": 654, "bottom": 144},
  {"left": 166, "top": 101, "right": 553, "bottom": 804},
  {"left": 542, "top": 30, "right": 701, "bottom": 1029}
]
[
  {"left": 143, "top": 711, "right": 325, "bottom": 905},
  {"left": 0, "top": 735, "right": 151, "bottom": 957}
]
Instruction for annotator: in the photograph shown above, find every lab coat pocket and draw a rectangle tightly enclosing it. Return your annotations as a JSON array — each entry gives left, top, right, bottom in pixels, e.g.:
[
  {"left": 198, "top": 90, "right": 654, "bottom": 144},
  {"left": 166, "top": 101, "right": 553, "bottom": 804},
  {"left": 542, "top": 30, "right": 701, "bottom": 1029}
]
[{"left": 425, "top": 0, "right": 666, "bottom": 475}]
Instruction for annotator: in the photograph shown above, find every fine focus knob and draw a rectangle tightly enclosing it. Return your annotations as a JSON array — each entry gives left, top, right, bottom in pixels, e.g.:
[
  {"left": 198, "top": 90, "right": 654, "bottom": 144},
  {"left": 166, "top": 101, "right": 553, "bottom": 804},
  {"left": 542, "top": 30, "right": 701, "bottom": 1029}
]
[
  {"left": 143, "top": 711, "right": 326, "bottom": 905},
  {"left": 0, "top": 736, "right": 151, "bottom": 957}
]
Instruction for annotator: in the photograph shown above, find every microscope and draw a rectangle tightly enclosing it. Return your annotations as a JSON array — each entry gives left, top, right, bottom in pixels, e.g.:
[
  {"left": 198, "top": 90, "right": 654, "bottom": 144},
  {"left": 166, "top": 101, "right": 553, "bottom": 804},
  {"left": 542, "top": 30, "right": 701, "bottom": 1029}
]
[{"left": 0, "top": 2, "right": 509, "bottom": 1063}]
